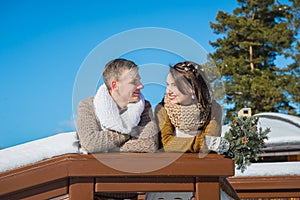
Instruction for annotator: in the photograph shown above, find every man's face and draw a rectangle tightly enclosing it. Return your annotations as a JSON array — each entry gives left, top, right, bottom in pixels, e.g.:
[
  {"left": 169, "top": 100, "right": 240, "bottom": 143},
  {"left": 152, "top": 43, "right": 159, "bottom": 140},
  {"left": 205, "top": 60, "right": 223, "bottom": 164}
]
[{"left": 115, "top": 68, "right": 144, "bottom": 106}]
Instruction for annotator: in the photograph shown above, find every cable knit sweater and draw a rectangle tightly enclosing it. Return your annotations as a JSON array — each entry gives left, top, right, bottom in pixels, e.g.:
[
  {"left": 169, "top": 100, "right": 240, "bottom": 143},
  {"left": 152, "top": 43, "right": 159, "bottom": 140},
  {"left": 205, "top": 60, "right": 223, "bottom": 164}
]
[
  {"left": 154, "top": 99, "right": 222, "bottom": 152},
  {"left": 77, "top": 96, "right": 158, "bottom": 153}
]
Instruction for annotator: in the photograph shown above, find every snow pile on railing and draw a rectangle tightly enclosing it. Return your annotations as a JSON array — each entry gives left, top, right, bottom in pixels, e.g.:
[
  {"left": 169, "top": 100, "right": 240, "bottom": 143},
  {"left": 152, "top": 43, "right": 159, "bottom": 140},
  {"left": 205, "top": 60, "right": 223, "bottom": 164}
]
[{"left": 0, "top": 132, "right": 79, "bottom": 173}]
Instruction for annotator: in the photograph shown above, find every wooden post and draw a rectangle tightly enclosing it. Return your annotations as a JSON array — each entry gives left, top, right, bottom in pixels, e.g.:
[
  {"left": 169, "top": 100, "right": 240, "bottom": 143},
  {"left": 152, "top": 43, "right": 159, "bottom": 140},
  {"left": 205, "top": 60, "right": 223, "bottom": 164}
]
[
  {"left": 195, "top": 177, "right": 220, "bottom": 200},
  {"left": 69, "top": 177, "right": 94, "bottom": 200}
]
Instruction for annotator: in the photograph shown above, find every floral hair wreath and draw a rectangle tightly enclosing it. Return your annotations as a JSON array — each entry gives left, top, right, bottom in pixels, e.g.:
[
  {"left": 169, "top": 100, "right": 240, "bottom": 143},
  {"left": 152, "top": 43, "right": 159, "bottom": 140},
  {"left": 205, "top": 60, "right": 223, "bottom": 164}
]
[
  {"left": 175, "top": 62, "right": 206, "bottom": 74},
  {"left": 184, "top": 63, "right": 198, "bottom": 73}
]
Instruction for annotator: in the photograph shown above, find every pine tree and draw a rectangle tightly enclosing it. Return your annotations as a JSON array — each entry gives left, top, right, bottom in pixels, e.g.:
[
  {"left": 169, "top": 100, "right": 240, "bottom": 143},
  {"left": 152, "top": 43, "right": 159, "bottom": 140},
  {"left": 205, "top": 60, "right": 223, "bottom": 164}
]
[{"left": 210, "top": 0, "right": 300, "bottom": 122}]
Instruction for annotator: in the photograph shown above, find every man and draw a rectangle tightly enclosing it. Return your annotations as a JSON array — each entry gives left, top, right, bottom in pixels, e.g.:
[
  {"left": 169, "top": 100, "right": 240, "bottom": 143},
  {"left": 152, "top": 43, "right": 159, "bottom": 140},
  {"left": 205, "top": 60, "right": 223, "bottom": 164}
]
[
  {"left": 77, "top": 58, "right": 158, "bottom": 153},
  {"left": 77, "top": 58, "right": 158, "bottom": 199}
]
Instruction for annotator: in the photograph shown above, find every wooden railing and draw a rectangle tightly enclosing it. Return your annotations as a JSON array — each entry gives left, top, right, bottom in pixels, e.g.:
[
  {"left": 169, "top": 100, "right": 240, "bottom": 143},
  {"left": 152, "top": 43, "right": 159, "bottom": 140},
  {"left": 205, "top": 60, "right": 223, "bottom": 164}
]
[
  {"left": 228, "top": 175, "right": 300, "bottom": 199},
  {"left": 0, "top": 153, "right": 238, "bottom": 200}
]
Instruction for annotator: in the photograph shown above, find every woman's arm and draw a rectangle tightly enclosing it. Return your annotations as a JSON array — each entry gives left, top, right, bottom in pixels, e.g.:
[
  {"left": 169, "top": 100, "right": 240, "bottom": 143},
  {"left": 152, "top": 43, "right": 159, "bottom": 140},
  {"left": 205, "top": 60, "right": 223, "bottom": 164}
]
[{"left": 190, "top": 100, "right": 223, "bottom": 152}]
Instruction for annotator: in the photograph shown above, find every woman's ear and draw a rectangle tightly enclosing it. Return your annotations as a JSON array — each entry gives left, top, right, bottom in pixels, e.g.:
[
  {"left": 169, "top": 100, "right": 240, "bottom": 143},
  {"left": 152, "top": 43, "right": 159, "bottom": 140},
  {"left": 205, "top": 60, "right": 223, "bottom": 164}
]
[
  {"left": 189, "top": 88, "right": 195, "bottom": 96},
  {"left": 190, "top": 89, "right": 197, "bottom": 101}
]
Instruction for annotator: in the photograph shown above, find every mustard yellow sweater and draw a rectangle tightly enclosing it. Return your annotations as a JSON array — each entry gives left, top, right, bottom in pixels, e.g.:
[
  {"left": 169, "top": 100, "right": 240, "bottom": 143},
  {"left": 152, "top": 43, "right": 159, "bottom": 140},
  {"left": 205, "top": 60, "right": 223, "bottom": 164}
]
[{"left": 154, "top": 101, "right": 222, "bottom": 152}]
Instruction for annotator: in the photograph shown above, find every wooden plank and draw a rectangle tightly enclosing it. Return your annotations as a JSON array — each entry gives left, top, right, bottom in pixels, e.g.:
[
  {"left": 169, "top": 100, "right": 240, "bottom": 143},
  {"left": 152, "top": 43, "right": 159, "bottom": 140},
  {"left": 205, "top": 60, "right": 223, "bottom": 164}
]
[
  {"left": 96, "top": 183, "right": 194, "bottom": 192},
  {"left": 69, "top": 177, "right": 94, "bottom": 200},
  {"left": 0, "top": 178, "right": 68, "bottom": 200},
  {"left": 68, "top": 153, "right": 234, "bottom": 177},
  {"left": 238, "top": 190, "right": 300, "bottom": 198},
  {"left": 195, "top": 177, "right": 220, "bottom": 200},
  {"left": 228, "top": 175, "right": 300, "bottom": 190},
  {"left": 229, "top": 175, "right": 300, "bottom": 198},
  {"left": 95, "top": 176, "right": 194, "bottom": 192},
  {"left": 0, "top": 156, "right": 69, "bottom": 195}
]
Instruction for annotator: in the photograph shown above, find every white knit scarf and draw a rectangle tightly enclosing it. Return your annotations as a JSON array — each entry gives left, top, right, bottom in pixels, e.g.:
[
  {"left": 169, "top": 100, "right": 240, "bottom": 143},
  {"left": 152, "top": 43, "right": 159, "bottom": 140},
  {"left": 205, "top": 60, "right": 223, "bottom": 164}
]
[{"left": 93, "top": 84, "right": 145, "bottom": 134}]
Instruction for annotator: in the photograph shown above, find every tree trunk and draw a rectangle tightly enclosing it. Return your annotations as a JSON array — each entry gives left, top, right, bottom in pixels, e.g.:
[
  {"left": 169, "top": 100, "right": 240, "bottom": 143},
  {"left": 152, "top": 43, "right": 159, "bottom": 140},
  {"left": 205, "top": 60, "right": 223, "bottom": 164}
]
[{"left": 249, "top": 10, "right": 255, "bottom": 71}]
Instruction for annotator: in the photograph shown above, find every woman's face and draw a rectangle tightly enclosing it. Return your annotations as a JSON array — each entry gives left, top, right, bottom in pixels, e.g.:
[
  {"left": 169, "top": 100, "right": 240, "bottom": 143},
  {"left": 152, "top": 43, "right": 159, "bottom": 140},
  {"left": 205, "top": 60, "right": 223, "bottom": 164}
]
[{"left": 166, "top": 73, "right": 194, "bottom": 105}]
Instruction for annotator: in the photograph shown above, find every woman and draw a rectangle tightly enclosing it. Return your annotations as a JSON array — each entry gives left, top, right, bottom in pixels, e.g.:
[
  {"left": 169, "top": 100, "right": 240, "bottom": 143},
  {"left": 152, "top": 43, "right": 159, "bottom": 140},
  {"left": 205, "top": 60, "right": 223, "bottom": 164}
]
[
  {"left": 146, "top": 61, "right": 231, "bottom": 200},
  {"left": 155, "top": 61, "right": 228, "bottom": 153}
]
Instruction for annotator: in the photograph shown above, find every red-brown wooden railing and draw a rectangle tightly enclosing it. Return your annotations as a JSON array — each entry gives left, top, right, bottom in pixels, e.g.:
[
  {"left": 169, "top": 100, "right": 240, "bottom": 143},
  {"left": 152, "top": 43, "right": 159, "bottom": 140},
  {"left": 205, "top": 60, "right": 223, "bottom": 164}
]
[{"left": 0, "top": 153, "right": 238, "bottom": 200}]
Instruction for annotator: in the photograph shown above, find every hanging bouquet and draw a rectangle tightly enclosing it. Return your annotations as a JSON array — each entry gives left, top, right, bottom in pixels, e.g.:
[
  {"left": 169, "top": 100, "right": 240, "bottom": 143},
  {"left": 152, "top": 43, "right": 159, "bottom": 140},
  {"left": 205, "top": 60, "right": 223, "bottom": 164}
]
[{"left": 223, "top": 116, "right": 270, "bottom": 173}]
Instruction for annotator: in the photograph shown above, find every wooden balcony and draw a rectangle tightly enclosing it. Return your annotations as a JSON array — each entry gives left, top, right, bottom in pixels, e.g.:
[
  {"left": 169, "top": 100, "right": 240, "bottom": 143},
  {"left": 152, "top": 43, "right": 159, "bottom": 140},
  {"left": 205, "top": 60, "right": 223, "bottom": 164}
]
[{"left": 0, "top": 153, "right": 238, "bottom": 200}]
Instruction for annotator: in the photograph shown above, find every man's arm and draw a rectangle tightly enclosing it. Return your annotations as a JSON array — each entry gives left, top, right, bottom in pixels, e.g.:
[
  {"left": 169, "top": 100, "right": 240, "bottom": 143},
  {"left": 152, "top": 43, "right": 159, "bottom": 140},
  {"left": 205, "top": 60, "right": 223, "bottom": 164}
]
[
  {"left": 77, "top": 97, "right": 130, "bottom": 153},
  {"left": 120, "top": 101, "right": 158, "bottom": 153}
]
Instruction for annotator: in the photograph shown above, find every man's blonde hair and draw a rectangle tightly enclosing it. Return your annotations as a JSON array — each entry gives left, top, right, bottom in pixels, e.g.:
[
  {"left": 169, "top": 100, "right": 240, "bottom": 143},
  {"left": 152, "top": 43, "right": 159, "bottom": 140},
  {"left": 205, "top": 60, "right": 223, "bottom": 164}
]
[{"left": 103, "top": 58, "right": 138, "bottom": 90}]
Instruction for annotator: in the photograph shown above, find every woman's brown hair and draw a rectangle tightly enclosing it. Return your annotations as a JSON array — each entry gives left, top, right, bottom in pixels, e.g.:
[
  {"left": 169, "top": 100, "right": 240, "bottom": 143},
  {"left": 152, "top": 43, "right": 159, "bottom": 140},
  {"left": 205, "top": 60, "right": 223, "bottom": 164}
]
[{"left": 170, "top": 61, "right": 212, "bottom": 111}]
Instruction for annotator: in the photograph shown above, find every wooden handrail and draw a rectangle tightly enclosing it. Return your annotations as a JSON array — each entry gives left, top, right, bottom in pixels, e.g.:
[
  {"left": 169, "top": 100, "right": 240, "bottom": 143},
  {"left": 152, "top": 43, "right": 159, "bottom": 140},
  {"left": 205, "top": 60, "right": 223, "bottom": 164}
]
[
  {"left": 228, "top": 175, "right": 300, "bottom": 198},
  {"left": 0, "top": 153, "right": 237, "bottom": 200}
]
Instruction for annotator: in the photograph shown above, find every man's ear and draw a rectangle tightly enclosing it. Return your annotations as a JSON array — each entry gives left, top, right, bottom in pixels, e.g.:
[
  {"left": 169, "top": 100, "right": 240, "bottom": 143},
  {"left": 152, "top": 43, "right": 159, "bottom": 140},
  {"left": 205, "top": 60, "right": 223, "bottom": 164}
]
[{"left": 111, "top": 80, "right": 117, "bottom": 90}]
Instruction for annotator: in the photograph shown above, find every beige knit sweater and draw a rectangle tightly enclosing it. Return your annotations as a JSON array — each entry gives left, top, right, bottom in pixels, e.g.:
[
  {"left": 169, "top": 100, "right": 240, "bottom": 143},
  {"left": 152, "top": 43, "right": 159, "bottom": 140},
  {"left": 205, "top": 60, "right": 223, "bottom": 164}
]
[{"left": 77, "top": 97, "right": 158, "bottom": 153}]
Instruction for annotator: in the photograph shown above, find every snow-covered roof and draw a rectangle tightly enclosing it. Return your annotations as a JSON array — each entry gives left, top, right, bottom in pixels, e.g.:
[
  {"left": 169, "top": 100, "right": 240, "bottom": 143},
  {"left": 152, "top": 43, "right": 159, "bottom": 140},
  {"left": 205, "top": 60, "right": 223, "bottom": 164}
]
[
  {"left": 0, "top": 132, "right": 79, "bottom": 173},
  {"left": 222, "top": 112, "right": 300, "bottom": 146},
  {"left": 235, "top": 161, "right": 300, "bottom": 177}
]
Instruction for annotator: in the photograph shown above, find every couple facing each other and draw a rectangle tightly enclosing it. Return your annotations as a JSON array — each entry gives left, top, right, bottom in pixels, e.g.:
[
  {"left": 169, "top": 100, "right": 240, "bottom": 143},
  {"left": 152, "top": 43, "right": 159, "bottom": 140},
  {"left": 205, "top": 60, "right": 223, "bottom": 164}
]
[{"left": 77, "top": 58, "right": 228, "bottom": 154}]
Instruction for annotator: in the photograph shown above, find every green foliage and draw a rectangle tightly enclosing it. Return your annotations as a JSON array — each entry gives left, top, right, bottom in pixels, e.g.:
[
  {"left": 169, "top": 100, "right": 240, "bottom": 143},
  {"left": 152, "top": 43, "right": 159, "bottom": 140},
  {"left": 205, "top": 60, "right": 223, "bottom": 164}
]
[
  {"left": 224, "top": 116, "right": 270, "bottom": 173},
  {"left": 210, "top": 0, "right": 300, "bottom": 122}
]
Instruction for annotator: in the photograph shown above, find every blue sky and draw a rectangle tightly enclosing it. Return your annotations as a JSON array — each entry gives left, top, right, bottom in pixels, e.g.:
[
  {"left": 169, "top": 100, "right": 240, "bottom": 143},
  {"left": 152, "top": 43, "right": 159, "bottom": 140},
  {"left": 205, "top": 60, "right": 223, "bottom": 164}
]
[{"left": 0, "top": 0, "right": 243, "bottom": 148}]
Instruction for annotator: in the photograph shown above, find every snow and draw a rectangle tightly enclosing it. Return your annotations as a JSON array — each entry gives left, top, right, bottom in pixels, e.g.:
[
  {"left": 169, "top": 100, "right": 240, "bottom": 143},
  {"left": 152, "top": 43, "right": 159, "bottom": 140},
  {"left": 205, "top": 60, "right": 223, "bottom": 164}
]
[
  {"left": 255, "top": 112, "right": 300, "bottom": 127},
  {"left": 235, "top": 161, "right": 300, "bottom": 177},
  {"left": 266, "top": 136, "right": 300, "bottom": 146},
  {"left": 0, "top": 132, "right": 79, "bottom": 173}
]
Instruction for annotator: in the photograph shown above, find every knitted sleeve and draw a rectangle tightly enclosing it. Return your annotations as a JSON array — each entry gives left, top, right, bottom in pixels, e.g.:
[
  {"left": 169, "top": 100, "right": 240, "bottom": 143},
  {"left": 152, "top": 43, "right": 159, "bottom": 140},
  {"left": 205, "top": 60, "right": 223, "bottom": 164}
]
[
  {"left": 190, "top": 118, "right": 220, "bottom": 152},
  {"left": 191, "top": 100, "right": 222, "bottom": 152},
  {"left": 120, "top": 101, "right": 158, "bottom": 153},
  {"left": 154, "top": 102, "right": 222, "bottom": 153},
  {"left": 77, "top": 97, "right": 130, "bottom": 153}
]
